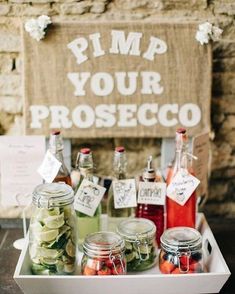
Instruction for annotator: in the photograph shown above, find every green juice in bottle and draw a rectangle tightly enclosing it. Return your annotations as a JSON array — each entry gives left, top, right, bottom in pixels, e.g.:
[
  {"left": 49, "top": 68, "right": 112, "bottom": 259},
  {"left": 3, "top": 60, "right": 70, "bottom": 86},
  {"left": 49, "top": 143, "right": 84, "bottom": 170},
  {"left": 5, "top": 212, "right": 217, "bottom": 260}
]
[
  {"left": 107, "top": 146, "right": 132, "bottom": 232},
  {"left": 75, "top": 148, "right": 101, "bottom": 250}
]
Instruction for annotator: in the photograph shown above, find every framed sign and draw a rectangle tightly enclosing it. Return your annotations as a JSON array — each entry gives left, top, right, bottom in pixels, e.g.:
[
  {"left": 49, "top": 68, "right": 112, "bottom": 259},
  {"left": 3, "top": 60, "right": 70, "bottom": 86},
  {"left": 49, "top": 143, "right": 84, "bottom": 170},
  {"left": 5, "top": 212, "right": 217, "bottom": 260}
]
[{"left": 23, "top": 22, "right": 211, "bottom": 138}]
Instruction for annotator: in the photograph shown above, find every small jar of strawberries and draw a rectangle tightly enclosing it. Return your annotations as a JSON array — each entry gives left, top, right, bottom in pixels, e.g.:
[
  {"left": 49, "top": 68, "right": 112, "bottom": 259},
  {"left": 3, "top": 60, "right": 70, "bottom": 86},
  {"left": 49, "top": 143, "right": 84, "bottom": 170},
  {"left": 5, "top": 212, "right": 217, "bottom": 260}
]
[
  {"left": 159, "top": 227, "right": 204, "bottom": 274},
  {"left": 81, "top": 231, "right": 126, "bottom": 276}
]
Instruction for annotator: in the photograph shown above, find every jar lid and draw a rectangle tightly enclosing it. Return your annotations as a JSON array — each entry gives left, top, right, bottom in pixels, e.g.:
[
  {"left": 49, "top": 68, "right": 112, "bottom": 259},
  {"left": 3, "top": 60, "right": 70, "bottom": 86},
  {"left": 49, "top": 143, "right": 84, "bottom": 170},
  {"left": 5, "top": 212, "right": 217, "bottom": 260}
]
[
  {"left": 83, "top": 232, "right": 125, "bottom": 258},
  {"left": 117, "top": 218, "right": 156, "bottom": 242},
  {"left": 33, "top": 183, "right": 74, "bottom": 208},
  {"left": 160, "top": 227, "right": 202, "bottom": 252}
]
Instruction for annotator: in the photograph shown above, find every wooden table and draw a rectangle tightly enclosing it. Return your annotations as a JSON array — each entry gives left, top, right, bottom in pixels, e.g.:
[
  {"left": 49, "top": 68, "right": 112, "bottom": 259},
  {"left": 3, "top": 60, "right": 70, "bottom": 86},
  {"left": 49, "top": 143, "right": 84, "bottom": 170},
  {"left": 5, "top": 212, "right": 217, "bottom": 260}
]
[{"left": 0, "top": 217, "right": 234, "bottom": 294}]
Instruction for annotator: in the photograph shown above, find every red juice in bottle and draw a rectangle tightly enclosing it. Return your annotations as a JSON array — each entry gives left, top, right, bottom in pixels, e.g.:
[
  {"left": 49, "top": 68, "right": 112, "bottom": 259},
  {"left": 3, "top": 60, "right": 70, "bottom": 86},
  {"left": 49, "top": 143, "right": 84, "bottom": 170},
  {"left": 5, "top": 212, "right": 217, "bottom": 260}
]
[
  {"left": 166, "top": 128, "right": 196, "bottom": 229},
  {"left": 136, "top": 156, "right": 164, "bottom": 246}
]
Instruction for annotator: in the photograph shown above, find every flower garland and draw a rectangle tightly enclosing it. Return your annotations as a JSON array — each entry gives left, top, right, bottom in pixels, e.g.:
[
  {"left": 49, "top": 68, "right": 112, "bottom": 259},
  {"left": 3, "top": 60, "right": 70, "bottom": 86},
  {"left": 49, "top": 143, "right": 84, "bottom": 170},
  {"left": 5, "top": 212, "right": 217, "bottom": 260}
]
[
  {"left": 24, "top": 15, "right": 52, "bottom": 42},
  {"left": 195, "top": 22, "right": 223, "bottom": 45}
]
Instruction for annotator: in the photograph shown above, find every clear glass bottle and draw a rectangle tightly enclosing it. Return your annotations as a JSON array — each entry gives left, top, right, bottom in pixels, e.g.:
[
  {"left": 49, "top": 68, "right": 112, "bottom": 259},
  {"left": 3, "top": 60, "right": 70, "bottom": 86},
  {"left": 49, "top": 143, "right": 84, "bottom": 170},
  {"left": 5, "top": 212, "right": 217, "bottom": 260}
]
[
  {"left": 75, "top": 148, "right": 101, "bottom": 249},
  {"left": 117, "top": 218, "right": 157, "bottom": 272},
  {"left": 29, "top": 182, "right": 77, "bottom": 275},
  {"left": 135, "top": 156, "right": 164, "bottom": 246},
  {"left": 107, "top": 146, "right": 132, "bottom": 231},
  {"left": 159, "top": 227, "right": 204, "bottom": 274},
  {"left": 166, "top": 128, "right": 196, "bottom": 229},
  {"left": 81, "top": 231, "right": 126, "bottom": 276},
  {"left": 49, "top": 130, "right": 72, "bottom": 186}
]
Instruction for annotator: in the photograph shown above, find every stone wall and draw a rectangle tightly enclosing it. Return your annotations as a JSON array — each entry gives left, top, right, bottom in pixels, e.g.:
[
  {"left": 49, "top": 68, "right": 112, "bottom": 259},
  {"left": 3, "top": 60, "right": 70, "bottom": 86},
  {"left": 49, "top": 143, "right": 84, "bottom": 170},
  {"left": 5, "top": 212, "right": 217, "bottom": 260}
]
[{"left": 0, "top": 0, "right": 235, "bottom": 217}]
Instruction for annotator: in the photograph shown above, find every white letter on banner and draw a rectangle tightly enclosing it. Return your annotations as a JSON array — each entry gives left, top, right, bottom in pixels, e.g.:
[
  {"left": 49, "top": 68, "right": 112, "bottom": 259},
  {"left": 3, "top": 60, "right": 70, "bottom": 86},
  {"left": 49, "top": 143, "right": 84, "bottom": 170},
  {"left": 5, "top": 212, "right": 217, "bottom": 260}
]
[
  {"left": 109, "top": 30, "right": 142, "bottom": 56},
  {"left": 137, "top": 103, "right": 158, "bottom": 126},
  {"left": 179, "top": 103, "right": 201, "bottom": 127},
  {"left": 72, "top": 105, "right": 95, "bottom": 128},
  {"left": 49, "top": 106, "right": 72, "bottom": 129},
  {"left": 91, "top": 73, "right": 114, "bottom": 96},
  {"left": 143, "top": 37, "right": 167, "bottom": 61},
  {"left": 67, "top": 38, "right": 88, "bottom": 65},
  {"left": 67, "top": 73, "right": 91, "bottom": 96},
  {"left": 141, "top": 72, "right": 163, "bottom": 95},
  {"left": 89, "top": 33, "right": 105, "bottom": 57},
  {"left": 158, "top": 104, "right": 178, "bottom": 127},
  {"left": 117, "top": 104, "right": 137, "bottom": 127},
  {"left": 96, "top": 104, "right": 116, "bottom": 127},
  {"left": 30, "top": 105, "right": 49, "bottom": 128},
  {"left": 115, "top": 72, "right": 138, "bottom": 95}
]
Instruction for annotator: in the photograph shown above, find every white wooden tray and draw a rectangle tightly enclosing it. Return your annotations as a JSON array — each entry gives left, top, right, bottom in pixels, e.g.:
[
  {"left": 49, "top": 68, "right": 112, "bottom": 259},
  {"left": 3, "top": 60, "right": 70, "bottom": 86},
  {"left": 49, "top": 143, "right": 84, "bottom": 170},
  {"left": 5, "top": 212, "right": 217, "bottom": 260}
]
[{"left": 14, "top": 213, "right": 231, "bottom": 294}]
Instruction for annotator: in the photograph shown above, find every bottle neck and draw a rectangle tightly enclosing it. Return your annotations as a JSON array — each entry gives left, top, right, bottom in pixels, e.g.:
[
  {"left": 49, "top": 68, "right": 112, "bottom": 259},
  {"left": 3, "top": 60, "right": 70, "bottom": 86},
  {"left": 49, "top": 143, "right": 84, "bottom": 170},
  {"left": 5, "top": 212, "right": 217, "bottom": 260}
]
[
  {"left": 173, "top": 145, "right": 188, "bottom": 171},
  {"left": 78, "top": 154, "right": 94, "bottom": 181},
  {"left": 113, "top": 153, "right": 127, "bottom": 180}
]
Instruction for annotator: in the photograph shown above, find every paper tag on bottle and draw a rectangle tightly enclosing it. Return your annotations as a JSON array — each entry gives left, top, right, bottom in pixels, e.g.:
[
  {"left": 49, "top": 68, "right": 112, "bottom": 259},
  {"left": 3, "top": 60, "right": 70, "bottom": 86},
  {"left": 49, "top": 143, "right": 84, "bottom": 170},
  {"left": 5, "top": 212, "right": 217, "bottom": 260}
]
[
  {"left": 113, "top": 179, "right": 137, "bottom": 209},
  {"left": 166, "top": 170, "right": 200, "bottom": 206},
  {"left": 137, "top": 182, "right": 166, "bottom": 205},
  {"left": 37, "top": 150, "right": 62, "bottom": 183},
  {"left": 74, "top": 179, "right": 106, "bottom": 217}
]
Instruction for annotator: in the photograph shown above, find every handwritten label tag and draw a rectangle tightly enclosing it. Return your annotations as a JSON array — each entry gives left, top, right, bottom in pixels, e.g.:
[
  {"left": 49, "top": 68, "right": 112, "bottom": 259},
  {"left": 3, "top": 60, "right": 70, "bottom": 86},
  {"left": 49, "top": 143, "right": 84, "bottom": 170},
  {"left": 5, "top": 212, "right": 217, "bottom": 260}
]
[
  {"left": 74, "top": 179, "right": 106, "bottom": 216},
  {"left": 137, "top": 182, "right": 166, "bottom": 205},
  {"left": 113, "top": 179, "right": 137, "bottom": 209},
  {"left": 37, "top": 150, "right": 62, "bottom": 183},
  {"left": 167, "top": 170, "right": 200, "bottom": 206}
]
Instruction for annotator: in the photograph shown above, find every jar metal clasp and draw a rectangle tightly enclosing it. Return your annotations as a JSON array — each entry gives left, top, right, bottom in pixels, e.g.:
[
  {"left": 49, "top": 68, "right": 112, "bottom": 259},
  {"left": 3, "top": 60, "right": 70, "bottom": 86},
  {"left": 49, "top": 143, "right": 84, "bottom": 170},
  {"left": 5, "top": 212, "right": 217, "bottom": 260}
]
[
  {"left": 134, "top": 234, "right": 149, "bottom": 262},
  {"left": 109, "top": 247, "right": 125, "bottom": 275},
  {"left": 177, "top": 246, "right": 191, "bottom": 273}
]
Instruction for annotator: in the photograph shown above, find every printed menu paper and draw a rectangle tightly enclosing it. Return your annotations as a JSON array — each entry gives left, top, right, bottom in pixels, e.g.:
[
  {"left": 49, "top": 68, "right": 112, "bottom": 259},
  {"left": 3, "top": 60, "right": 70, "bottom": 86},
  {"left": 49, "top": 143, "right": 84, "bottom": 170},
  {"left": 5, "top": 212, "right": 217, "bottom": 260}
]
[{"left": 0, "top": 136, "right": 45, "bottom": 206}]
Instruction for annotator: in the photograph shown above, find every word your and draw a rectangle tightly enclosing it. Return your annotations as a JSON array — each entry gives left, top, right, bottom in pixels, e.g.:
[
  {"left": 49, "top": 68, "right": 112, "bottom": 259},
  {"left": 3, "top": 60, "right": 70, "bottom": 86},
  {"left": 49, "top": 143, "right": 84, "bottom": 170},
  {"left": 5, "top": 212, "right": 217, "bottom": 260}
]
[
  {"left": 30, "top": 103, "right": 201, "bottom": 129},
  {"left": 67, "top": 71, "right": 163, "bottom": 96}
]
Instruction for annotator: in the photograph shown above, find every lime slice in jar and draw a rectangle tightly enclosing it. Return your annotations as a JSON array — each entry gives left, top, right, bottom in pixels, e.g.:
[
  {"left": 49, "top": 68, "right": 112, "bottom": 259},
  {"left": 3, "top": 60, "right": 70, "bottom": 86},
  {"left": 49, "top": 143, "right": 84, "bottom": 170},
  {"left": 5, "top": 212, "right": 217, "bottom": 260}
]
[
  {"left": 36, "top": 228, "right": 59, "bottom": 242},
  {"left": 30, "top": 222, "right": 44, "bottom": 233},
  {"left": 44, "top": 213, "right": 65, "bottom": 229},
  {"left": 37, "top": 247, "right": 63, "bottom": 259},
  {"left": 65, "top": 239, "right": 76, "bottom": 257},
  {"left": 41, "top": 258, "right": 58, "bottom": 266},
  {"left": 64, "top": 263, "right": 75, "bottom": 273},
  {"left": 56, "top": 260, "right": 64, "bottom": 274}
]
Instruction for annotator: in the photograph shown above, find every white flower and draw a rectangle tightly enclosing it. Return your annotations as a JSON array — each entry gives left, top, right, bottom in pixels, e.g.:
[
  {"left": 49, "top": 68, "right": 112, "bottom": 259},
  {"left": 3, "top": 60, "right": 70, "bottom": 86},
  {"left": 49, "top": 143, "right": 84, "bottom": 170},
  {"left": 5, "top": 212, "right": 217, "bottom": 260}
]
[
  {"left": 30, "top": 30, "right": 45, "bottom": 42},
  {"left": 24, "top": 19, "right": 39, "bottom": 33},
  {"left": 196, "top": 22, "right": 223, "bottom": 45},
  {"left": 24, "top": 15, "right": 51, "bottom": 41},
  {"left": 195, "top": 30, "right": 210, "bottom": 45},
  {"left": 37, "top": 15, "right": 52, "bottom": 30},
  {"left": 198, "top": 22, "right": 213, "bottom": 35},
  {"left": 211, "top": 26, "right": 223, "bottom": 41}
]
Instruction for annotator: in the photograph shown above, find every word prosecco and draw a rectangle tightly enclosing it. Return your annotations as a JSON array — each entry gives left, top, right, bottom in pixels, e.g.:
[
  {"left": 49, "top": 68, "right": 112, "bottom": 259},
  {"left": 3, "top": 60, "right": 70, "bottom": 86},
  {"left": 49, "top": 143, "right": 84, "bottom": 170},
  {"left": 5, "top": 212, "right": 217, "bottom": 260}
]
[{"left": 30, "top": 103, "right": 201, "bottom": 129}]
